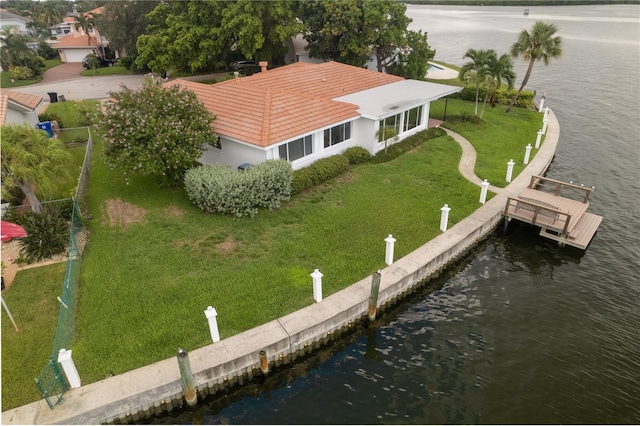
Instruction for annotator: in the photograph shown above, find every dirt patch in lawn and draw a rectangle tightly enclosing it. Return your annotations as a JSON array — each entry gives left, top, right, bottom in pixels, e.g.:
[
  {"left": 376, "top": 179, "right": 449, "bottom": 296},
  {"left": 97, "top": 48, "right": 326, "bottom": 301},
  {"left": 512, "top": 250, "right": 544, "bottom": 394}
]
[
  {"left": 163, "top": 206, "right": 187, "bottom": 218},
  {"left": 215, "top": 235, "right": 241, "bottom": 254},
  {"left": 103, "top": 199, "right": 148, "bottom": 231}
]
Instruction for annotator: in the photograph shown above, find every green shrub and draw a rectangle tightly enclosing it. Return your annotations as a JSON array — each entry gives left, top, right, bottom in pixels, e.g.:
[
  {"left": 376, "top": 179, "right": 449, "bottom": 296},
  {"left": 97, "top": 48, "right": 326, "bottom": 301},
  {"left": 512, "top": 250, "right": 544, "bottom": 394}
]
[
  {"left": 452, "top": 86, "right": 534, "bottom": 109},
  {"left": 343, "top": 146, "right": 371, "bottom": 165},
  {"left": 184, "top": 159, "right": 292, "bottom": 218},
  {"left": 9, "top": 66, "right": 33, "bottom": 80},
  {"left": 37, "top": 112, "right": 64, "bottom": 128},
  {"left": 371, "top": 128, "right": 445, "bottom": 164},
  {"left": 291, "top": 155, "right": 350, "bottom": 194},
  {"left": 17, "top": 208, "right": 70, "bottom": 263},
  {"left": 119, "top": 56, "right": 134, "bottom": 69}
]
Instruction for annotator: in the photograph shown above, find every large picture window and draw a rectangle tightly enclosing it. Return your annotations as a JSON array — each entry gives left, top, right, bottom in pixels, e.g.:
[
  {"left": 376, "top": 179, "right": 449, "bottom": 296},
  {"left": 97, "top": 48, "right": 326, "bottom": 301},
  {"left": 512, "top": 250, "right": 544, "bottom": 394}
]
[
  {"left": 403, "top": 105, "right": 423, "bottom": 132},
  {"left": 324, "top": 122, "right": 351, "bottom": 148},
  {"left": 279, "top": 135, "right": 313, "bottom": 161},
  {"left": 378, "top": 113, "right": 401, "bottom": 142}
]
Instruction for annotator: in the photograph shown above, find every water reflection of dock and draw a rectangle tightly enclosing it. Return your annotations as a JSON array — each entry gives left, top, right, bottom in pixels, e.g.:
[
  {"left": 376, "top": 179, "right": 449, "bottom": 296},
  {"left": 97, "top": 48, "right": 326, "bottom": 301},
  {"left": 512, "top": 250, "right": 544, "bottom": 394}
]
[{"left": 504, "top": 176, "right": 602, "bottom": 250}]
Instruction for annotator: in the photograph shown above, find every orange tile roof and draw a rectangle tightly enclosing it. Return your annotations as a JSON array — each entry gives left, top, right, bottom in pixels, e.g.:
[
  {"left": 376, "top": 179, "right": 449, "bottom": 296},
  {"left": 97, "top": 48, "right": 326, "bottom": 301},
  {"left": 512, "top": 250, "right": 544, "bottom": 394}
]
[
  {"left": 0, "top": 91, "right": 43, "bottom": 125},
  {"left": 53, "top": 33, "right": 102, "bottom": 48},
  {"left": 167, "top": 62, "right": 404, "bottom": 147},
  {"left": 170, "top": 78, "right": 360, "bottom": 148}
]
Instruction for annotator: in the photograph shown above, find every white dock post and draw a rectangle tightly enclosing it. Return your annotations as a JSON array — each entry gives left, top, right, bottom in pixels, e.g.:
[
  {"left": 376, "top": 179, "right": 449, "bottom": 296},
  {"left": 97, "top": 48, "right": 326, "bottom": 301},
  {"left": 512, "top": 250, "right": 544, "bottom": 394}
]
[
  {"left": 506, "top": 159, "right": 515, "bottom": 183},
  {"left": 538, "top": 96, "right": 545, "bottom": 112},
  {"left": 479, "top": 179, "right": 489, "bottom": 204},
  {"left": 524, "top": 144, "right": 532, "bottom": 165},
  {"left": 384, "top": 234, "right": 396, "bottom": 265},
  {"left": 542, "top": 117, "right": 549, "bottom": 134},
  {"left": 204, "top": 306, "right": 220, "bottom": 343},
  {"left": 543, "top": 106, "right": 550, "bottom": 120},
  {"left": 311, "top": 269, "right": 323, "bottom": 302},
  {"left": 440, "top": 204, "right": 451, "bottom": 232},
  {"left": 535, "top": 130, "right": 543, "bottom": 149},
  {"left": 57, "top": 349, "right": 81, "bottom": 389}
]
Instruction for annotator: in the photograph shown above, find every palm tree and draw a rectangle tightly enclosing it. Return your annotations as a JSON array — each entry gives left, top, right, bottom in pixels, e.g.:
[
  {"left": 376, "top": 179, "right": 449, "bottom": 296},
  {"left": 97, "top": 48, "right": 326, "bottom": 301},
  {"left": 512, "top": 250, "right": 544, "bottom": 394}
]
[
  {"left": 479, "top": 51, "right": 515, "bottom": 119},
  {"left": 1, "top": 124, "right": 72, "bottom": 213},
  {"left": 459, "top": 48, "right": 492, "bottom": 118},
  {"left": 506, "top": 21, "right": 562, "bottom": 113},
  {"left": 74, "top": 13, "right": 95, "bottom": 47}
]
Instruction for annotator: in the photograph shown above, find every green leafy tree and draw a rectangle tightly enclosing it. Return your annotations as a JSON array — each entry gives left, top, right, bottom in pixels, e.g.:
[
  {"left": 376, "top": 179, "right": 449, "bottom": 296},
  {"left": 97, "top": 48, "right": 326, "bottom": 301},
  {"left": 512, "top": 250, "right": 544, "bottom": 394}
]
[
  {"left": 29, "top": 0, "right": 73, "bottom": 29},
  {"left": 1, "top": 124, "right": 72, "bottom": 213},
  {"left": 98, "top": 79, "right": 217, "bottom": 186},
  {"left": 301, "top": 0, "right": 371, "bottom": 67},
  {"left": 388, "top": 29, "right": 435, "bottom": 80},
  {"left": 136, "top": 0, "right": 302, "bottom": 74},
  {"left": 37, "top": 40, "right": 58, "bottom": 59},
  {"left": 365, "top": 0, "right": 411, "bottom": 72},
  {"left": 0, "top": 28, "right": 38, "bottom": 71},
  {"left": 506, "top": 21, "right": 562, "bottom": 113},
  {"left": 479, "top": 51, "right": 515, "bottom": 119},
  {"left": 95, "top": 0, "right": 159, "bottom": 59},
  {"left": 459, "top": 48, "right": 492, "bottom": 118}
]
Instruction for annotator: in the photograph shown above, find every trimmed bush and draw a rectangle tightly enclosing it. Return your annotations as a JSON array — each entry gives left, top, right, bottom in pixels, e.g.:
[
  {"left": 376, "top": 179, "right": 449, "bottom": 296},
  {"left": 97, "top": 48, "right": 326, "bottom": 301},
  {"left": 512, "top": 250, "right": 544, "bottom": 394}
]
[
  {"left": 184, "top": 159, "right": 292, "bottom": 218},
  {"left": 291, "top": 155, "right": 350, "bottom": 194},
  {"left": 371, "top": 128, "right": 446, "bottom": 164},
  {"left": 452, "top": 86, "right": 534, "bottom": 109},
  {"left": 119, "top": 56, "right": 134, "bottom": 69},
  {"left": 37, "top": 111, "right": 64, "bottom": 128},
  {"left": 9, "top": 66, "right": 33, "bottom": 80},
  {"left": 343, "top": 146, "right": 371, "bottom": 165},
  {"left": 17, "top": 208, "right": 70, "bottom": 263}
]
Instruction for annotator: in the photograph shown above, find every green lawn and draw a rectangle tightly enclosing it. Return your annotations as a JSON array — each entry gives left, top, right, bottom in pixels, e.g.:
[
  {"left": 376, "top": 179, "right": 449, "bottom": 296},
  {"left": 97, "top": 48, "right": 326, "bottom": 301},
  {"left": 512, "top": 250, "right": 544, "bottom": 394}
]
[
  {"left": 0, "top": 59, "right": 61, "bottom": 88},
  {"left": 430, "top": 98, "right": 544, "bottom": 187},
  {"left": 1, "top": 98, "right": 543, "bottom": 410},
  {"left": 79, "top": 65, "right": 132, "bottom": 77}
]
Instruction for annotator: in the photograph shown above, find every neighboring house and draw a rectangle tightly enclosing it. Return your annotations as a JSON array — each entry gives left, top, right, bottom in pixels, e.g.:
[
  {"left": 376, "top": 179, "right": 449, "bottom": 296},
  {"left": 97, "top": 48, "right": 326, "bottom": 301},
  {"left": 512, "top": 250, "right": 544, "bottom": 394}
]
[
  {"left": 0, "top": 9, "right": 33, "bottom": 36},
  {"left": 167, "top": 61, "right": 461, "bottom": 171},
  {"left": 0, "top": 90, "right": 43, "bottom": 127},
  {"left": 51, "top": 7, "right": 108, "bottom": 63},
  {"left": 48, "top": 20, "right": 72, "bottom": 37}
]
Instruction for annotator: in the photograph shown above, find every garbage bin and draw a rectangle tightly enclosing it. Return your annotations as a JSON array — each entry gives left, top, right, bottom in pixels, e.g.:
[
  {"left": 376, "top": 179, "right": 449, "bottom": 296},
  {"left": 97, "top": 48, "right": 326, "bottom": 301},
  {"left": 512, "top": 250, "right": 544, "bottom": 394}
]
[
  {"left": 47, "top": 92, "right": 58, "bottom": 103},
  {"left": 37, "top": 121, "right": 54, "bottom": 137}
]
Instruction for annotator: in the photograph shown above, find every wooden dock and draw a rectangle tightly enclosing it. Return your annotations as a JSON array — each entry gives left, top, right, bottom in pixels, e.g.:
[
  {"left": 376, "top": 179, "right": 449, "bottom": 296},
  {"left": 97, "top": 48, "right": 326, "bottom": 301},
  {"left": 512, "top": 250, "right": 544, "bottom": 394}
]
[{"left": 503, "top": 176, "right": 603, "bottom": 249}]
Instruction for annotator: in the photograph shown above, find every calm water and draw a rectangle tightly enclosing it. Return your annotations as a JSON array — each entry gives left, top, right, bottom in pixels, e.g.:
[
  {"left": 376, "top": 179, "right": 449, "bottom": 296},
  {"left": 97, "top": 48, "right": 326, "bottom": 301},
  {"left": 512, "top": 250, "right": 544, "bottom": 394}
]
[{"left": 149, "top": 6, "right": 640, "bottom": 424}]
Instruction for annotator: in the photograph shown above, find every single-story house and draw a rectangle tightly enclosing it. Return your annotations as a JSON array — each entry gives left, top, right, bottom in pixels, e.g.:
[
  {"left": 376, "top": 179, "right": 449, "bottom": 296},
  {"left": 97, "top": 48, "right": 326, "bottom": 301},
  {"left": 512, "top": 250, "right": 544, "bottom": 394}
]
[
  {"left": 0, "top": 90, "right": 43, "bottom": 127},
  {"left": 167, "top": 61, "right": 461, "bottom": 171}
]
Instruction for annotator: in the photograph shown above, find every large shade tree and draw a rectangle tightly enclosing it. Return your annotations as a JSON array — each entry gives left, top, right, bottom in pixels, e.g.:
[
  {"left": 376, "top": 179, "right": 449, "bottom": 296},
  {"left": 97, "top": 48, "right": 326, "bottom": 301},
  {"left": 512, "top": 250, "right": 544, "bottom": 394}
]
[
  {"left": 387, "top": 29, "right": 436, "bottom": 80},
  {"left": 136, "top": 0, "right": 302, "bottom": 74},
  {"left": 506, "top": 21, "right": 562, "bottom": 112},
  {"left": 98, "top": 79, "right": 217, "bottom": 186},
  {"left": 1, "top": 124, "right": 72, "bottom": 213}
]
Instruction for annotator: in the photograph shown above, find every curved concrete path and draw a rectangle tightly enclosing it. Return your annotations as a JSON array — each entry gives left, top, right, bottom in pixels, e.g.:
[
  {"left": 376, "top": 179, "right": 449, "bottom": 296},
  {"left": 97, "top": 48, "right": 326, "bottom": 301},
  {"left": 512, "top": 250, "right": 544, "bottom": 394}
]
[{"left": 1, "top": 109, "right": 559, "bottom": 426}]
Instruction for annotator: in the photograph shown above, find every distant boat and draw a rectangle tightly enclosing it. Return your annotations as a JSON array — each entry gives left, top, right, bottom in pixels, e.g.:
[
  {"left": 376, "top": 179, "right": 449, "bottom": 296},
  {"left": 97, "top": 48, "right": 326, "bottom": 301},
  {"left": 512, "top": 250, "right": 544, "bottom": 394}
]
[{"left": 524, "top": 9, "right": 530, "bottom": 15}]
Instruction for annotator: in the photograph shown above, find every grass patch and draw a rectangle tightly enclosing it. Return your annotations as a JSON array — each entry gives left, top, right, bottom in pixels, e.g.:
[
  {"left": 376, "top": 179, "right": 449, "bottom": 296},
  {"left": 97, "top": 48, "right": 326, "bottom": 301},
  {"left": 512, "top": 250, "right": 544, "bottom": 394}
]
[
  {"left": 430, "top": 98, "right": 544, "bottom": 187},
  {"left": 0, "top": 59, "right": 61, "bottom": 88},
  {"left": 79, "top": 66, "right": 132, "bottom": 77},
  {"left": 1, "top": 263, "right": 67, "bottom": 410},
  {"left": 2, "top": 98, "right": 543, "bottom": 408}
]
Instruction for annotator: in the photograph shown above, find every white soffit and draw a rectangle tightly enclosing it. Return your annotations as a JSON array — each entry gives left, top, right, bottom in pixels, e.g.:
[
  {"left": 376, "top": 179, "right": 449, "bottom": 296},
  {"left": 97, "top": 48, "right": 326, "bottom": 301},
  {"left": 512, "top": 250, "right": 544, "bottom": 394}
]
[{"left": 333, "top": 79, "right": 462, "bottom": 119}]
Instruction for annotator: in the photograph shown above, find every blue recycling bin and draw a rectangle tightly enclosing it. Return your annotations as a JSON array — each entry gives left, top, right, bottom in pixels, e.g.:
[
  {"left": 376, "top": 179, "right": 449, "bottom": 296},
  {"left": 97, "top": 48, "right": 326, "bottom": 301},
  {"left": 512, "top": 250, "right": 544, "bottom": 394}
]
[{"left": 37, "top": 121, "right": 53, "bottom": 137}]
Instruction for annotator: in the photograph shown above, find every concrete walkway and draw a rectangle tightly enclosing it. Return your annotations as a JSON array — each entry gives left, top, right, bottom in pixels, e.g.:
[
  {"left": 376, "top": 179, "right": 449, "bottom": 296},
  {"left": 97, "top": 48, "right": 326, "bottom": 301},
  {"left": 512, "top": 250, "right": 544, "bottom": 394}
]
[{"left": 1, "top": 109, "right": 559, "bottom": 426}]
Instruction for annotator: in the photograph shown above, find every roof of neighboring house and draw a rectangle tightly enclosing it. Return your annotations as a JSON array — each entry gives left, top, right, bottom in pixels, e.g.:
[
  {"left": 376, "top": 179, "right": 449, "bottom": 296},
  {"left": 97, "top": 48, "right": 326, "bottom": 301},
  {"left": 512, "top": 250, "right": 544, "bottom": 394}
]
[
  {"left": 0, "top": 91, "right": 43, "bottom": 125},
  {"left": 53, "top": 33, "right": 102, "bottom": 48}
]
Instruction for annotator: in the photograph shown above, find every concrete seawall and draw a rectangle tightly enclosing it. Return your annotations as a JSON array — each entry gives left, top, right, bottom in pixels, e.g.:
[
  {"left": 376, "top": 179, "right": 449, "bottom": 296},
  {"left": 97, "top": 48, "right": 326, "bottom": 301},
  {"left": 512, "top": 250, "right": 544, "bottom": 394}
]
[{"left": 1, "top": 109, "right": 559, "bottom": 425}]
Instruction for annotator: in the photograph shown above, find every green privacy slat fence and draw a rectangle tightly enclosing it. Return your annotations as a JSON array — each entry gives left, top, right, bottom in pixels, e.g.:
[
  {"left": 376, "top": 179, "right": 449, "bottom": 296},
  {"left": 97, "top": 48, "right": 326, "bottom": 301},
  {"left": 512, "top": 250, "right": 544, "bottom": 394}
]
[{"left": 35, "top": 128, "right": 92, "bottom": 408}]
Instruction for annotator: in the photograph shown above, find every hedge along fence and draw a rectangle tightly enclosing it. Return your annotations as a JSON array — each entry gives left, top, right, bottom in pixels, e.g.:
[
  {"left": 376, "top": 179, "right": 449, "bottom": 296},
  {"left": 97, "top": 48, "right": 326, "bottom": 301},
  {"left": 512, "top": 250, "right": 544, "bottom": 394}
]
[
  {"left": 452, "top": 86, "right": 534, "bottom": 109},
  {"left": 184, "top": 159, "right": 293, "bottom": 218}
]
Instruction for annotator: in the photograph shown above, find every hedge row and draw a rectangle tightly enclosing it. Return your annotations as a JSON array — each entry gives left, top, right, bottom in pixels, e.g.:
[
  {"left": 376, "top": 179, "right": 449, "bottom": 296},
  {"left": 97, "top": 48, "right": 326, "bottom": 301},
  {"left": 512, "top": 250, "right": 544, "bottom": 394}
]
[
  {"left": 291, "top": 128, "right": 447, "bottom": 194},
  {"left": 184, "top": 159, "right": 292, "bottom": 218},
  {"left": 452, "top": 87, "right": 534, "bottom": 109}
]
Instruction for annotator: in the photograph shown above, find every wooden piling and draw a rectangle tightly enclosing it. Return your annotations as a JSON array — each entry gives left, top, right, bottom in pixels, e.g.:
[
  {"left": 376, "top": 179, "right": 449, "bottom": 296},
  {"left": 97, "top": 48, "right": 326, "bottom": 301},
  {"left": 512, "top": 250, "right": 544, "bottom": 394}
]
[
  {"left": 259, "top": 350, "right": 269, "bottom": 375},
  {"left": 177, "top": 347, "right": 197, "bottom": 407},
  {"left": 368, "top": 270, "right": 381, "bottom": 321}
]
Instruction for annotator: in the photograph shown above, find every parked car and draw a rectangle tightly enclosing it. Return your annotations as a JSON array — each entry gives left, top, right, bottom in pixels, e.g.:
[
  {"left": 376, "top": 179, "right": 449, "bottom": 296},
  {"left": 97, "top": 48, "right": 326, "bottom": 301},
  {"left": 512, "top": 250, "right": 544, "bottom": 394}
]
[
  {"left": 82, "top": 55, "right": 113, "bottom": 69},
  {"left": 232, "top": 60, "right": 259, "bottom": 70}
]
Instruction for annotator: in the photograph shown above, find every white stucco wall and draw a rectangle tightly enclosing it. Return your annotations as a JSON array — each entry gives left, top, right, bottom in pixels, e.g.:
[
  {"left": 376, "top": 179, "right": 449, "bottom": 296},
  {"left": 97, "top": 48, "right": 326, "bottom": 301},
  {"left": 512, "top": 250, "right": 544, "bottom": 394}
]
[
  {"left": 198, "top": 137, "right": 267, "bottom": 171},
  {"left": 4, "top": 108, "right": 39, "bottom": 127}
]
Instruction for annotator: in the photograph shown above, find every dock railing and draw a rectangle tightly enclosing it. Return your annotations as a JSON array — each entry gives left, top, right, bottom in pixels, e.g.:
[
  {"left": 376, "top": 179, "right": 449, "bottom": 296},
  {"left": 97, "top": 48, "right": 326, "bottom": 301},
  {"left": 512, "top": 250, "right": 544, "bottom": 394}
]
[
  {"left": 528, "top": 175, "right": 592, "bottom": 203},
  {"left": 504, "top": 197, "right": 572, "bottom": 235}
]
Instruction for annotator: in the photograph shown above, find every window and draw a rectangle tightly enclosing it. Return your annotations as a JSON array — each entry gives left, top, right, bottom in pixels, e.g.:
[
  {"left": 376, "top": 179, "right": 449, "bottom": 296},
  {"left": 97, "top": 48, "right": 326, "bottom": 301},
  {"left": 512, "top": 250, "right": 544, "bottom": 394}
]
[
  {"left": 279, "top": 135, "right": 313, "bottom": 161},
  {"left": 324, "top": 122, "right": 351, "bottom": 148},
  {"left": 378, "top": 113, "right": 401, "bottom": 142},
  {"left": 403, "top": 105, "right": 423, "bottom": 132}
]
